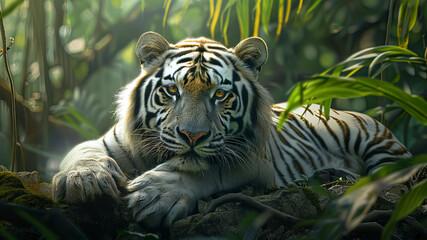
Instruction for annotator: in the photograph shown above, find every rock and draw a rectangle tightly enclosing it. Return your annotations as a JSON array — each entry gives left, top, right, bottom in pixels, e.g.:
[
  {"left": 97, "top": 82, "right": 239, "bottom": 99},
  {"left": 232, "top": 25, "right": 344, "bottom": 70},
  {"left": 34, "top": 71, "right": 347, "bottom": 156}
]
[
  {"left": 0, "top": 165, "right": 8, "bottom": 171},
  {"left": 0, "top": 171, "right": 55, "bottom": 208},
  {"left": 170, "top": 187, "right": 327, "bottom": 239},
  {"left": 12, "top": 171, "right": 40, "bottom": 184}
]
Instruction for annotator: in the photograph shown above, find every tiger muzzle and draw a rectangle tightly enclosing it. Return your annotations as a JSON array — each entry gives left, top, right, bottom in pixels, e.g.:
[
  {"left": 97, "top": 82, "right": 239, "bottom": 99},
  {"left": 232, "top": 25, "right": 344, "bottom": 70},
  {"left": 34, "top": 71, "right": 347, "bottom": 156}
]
[{"left": 178, "top": 128, "right": 210, "bottom": 146}]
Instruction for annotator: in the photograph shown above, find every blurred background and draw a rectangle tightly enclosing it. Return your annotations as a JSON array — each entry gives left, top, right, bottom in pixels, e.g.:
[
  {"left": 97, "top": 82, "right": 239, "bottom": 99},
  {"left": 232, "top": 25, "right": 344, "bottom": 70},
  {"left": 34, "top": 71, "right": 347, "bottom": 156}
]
[{"left": 0, "top": 0, "right": 426, "bottom": 181}]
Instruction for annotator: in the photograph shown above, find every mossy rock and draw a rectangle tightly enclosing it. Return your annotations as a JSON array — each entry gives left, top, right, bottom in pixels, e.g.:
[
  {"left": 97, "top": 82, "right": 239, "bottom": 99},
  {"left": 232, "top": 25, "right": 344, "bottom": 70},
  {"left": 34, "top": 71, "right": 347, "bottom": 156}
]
[
  {"left": 0, "top": 171, "right": 25, "bottom": 189},
  {"left": 0, "top": 171, "right": 55, "bottom": 208}
]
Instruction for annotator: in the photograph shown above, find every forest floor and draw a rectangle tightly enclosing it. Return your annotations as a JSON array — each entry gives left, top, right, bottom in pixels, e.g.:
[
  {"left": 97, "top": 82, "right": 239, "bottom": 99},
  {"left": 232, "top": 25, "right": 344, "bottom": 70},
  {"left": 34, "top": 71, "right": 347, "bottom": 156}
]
[{"left": 1, "top": 166, "right": 426, "bottom": 240}]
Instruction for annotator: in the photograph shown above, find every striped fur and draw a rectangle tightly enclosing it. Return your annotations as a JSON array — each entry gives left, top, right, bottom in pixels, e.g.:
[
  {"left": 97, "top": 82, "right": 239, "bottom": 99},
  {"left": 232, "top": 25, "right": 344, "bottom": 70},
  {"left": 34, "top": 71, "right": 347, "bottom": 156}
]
[
  {"left": 52, "top": 32, "right": 410, "bottom": 227},
  {"left": 269, "top": 103, "right": 411, "bottom": 185}
]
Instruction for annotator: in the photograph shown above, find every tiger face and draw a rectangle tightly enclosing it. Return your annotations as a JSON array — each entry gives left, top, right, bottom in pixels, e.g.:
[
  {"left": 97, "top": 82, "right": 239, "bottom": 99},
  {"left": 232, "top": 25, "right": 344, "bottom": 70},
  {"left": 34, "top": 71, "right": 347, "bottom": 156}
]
[{"left": 118, "top": 32, "right": 273, "bottom": 172}]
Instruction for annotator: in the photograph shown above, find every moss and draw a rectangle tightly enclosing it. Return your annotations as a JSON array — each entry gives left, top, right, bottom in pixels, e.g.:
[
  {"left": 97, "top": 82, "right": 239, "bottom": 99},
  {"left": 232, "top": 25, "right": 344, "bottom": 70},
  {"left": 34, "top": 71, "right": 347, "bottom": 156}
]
[
  {"left": 0, "top": 171, "right": 55, "bottom": 208},
  {"left": 0, "top": 189, "right": 28, "bottom": 202},
  {"left": 302, "top": 187, "right": 322, "bottom": 213},
  {"left": 14, "top": 194, "right": 55, "bottom": 208},
  {"left": 0, "top": 171, "right": 25, "bottom": 189}
]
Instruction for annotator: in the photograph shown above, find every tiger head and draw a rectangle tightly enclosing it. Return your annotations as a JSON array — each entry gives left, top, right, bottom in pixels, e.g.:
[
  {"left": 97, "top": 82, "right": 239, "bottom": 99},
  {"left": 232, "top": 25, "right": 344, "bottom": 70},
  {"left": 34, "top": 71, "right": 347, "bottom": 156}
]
[{"left": 117, "top": 32, "right": 273, "bottom": 172}]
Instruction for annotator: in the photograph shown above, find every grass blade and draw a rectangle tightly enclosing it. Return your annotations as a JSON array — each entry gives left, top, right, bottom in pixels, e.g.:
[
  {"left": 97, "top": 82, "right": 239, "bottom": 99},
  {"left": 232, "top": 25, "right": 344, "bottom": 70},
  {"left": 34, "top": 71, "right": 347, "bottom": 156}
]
[
  {"left": 236, "top": 0, "right": 250, "bottom": 39},
  {"left": 162, "top": 0, "right": 172, "bottom": 27},
  {"left": 297, "top": 0, "right": 303, "bottom": 14},
  {"left": 261, "top": 0, "right": 274, "bottom": 34},
  {"left": 207, "top": 0, "right": 214, "bottom": 26},
  {"left": 284, "top": 0, "right": 292, "bottom": 25},
  {"left": 210, "top": 0, "right": 222, "bottom": 38},
  {"left": 382, "top": 178, "right": 427, "bottom": 240},
  {"left": 66, "top": 105, "right": 99, "bottom": 135},
  {"left": 222, "top": 8, "right": 231, "bottom": 45},
  {"left": 253, "top": 0, "right": 261, "bottom": 36},
  {"left": 305, "top": 0, "right": 322, "bottom": 17},
  {"left": 276, "top": 0, "right": 285, "bottom": 38}
]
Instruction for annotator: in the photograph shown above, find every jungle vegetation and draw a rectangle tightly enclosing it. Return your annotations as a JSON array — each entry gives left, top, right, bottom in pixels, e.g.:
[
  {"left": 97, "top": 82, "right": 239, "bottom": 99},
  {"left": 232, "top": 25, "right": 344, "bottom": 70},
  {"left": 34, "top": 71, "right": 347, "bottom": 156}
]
[{"left": 0, "top": 0, "right": 426, "bottom": 239}]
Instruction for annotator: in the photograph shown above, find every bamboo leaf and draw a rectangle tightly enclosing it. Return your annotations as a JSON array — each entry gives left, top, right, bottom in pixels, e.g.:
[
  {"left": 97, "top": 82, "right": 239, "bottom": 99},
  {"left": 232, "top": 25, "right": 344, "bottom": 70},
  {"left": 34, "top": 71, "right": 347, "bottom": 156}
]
[
  {"left": 236, "top": 0, "right": 250, "bottom": 39},
  {"left": 210, "top": 0, "right": 222, "bottom": 38},
  {"left": 276, "top": 0, "right": 285, "bottom": 38},
  {"left": 174, "top": 0, "right": 191, "bottom": 24},
  {"left": 408, "top": 0, "right": 419, "bottom": 31},
  {"left": 140, "top": 0, "right": 145, "bottom": 16},
  {"left": 16, "top": 209, "right": 59, "bottom": 240},
  {"left": 297, "top": 0, "right": 303, "bottom": 14},
  {"left": 66, "top": 106, "right": 100, "bottom": 135},
  {"left": 305, "top": 0, "right": 322, "bottom": 17},
  {"left": 261, "top": 0, "right": 274, "bottom": 34},
  {"left": 163, "top": 0, "right": 172, "bottom": 27},
  {"left": 207, "top": 0, "right": 214, "bottom": 26},
  {"left": 61, "top": 114, "right": 97, "bottom": 140},
  {"left": 253, "top": 0, "right": 261, "bottom": 37},
  {"left": 382, "top": 178, "right": 427, "bottom": 240},
  {"left": 316, "top": 155, "right": 427, "bottom": 239},
  {"left": 284, "top": 0, "right": 292, "bottom": 25},
  {"left": 397, "top": 0, "right": 419, "bottom": 48},
  {"left": 220, "top": 0, "right": 239, "bottom": 45},
  {"left": 0, "top": 0, "right": 24, "bottom": 19},
  {"left": 278, "top": 76, "right": 427, "bottom": 129},
  {"left": 222, "top": 8, "right": 231, "bottom": 45}
]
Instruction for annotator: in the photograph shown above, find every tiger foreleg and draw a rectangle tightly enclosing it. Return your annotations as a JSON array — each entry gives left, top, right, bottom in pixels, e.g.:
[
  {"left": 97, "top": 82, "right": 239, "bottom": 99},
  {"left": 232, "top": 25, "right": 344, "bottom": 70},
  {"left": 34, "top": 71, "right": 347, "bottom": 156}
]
[
  {"left": 52, "top": 141, "right": 128, "bottom": 203},
  {"left": 126, "top": 157, "right": 274, "bottom": 228}
]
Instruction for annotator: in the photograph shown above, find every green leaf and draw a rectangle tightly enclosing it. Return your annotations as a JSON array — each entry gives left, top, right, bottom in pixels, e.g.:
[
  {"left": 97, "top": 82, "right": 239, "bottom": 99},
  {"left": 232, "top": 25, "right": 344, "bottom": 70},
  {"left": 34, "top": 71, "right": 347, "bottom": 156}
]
[
  {"left": 284, "top": 0, "right": 292, "bottom": 25},
  {"left": 397, "top": 0, "right": 419, "bottom": 48},
  {"left": 61, "top": 114, "right": 97, "bottom": 140},
  {"left": 277, "top": 76, "right": 427, "bottom": 130},
  {"left": 261, "top": 0, "right": 274, "bottom": 34},
  {"left": 16, "top": 209, "right": 59, "bottom": 240},
  {"left": 276, "top": 0, "right": 285, "bottom": 38},
  {"left": 0, "top": 0, "right": 24, "bottom": 19},
  {"left": 305, "top": 0, "right": 322, "bottom": 17},
  {"left": 163, "top": 0, "right": 172, "bottom": 27},
  {"left": 253, "top": 0, "right": 261, "bottom": 36},
  {"left": 207, "top": 0, "right": 214, "bottom": 26},
  {"left": 140, "top": 0, "right": 145, "bottom": 16},
  {"left": 222, "top": 8, "right": 231, "bottom": 45},
  {"left": 382, "top": 179, "right": 427, "bottom": 240},
  {"left": 210, "top": 0, "right": 223, "bottom": 38},
  {"left": 66, "top": 106, "right": 100, "bottom": 136},
  {"left": 321, "top": 46, "right": 425, "bottom": 79},
  {"left": 236, "top": 0, "right": 250, "bottom": 39},
  {"left": 346, "top": 155, "right": 427, "bottom": 194},
  {"left": 0, "top": 225, "right": 18, "bottom": 240}
]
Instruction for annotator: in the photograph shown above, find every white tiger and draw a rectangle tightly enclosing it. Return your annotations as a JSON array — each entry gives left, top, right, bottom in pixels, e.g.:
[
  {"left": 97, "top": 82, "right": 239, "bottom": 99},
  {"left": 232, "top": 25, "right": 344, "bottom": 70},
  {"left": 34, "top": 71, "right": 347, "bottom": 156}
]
[{"left": 52, "top": 32, "right": 410, "bottom": 228}]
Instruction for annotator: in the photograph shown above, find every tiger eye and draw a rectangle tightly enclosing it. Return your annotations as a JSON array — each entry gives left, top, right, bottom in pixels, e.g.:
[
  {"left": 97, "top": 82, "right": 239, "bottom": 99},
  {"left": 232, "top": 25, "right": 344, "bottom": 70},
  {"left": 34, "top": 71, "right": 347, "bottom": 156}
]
[
  {"left": 168, "top": 84, "right": 178, "bottom": 94},
  {"left": 215, "top": 89, "right": 225, "bottom": 98}
]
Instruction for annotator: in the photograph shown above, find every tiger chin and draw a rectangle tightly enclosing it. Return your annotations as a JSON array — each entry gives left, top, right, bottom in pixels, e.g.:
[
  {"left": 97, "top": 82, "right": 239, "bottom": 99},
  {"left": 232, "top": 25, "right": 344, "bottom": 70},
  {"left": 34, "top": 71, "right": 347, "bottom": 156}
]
[{"left": 52, "top": 32, "right": 410, "bottom": 228}]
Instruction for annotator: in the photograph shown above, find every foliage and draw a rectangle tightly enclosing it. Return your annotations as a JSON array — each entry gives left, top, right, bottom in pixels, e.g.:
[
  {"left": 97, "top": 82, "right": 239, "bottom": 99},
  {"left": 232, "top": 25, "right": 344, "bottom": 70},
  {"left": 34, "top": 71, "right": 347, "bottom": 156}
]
[
  {"left": 383, "top": 177, "right": 427, "bottom": 239},
  {"left": 0, "top": 0, "right": 426, "bottom": 238},
  {"left": 314, "top": 155, "right": 427, "bottom": 240}
]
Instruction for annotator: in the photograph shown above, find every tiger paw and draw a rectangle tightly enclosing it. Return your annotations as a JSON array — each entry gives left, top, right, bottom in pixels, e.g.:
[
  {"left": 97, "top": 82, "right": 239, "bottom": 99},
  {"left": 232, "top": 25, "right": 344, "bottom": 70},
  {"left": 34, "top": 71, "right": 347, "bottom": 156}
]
[
  {"left": 52, "top": 157, "right": 127, "bottom": 203},
  {"left": 126, "top": 170, "right": 195, "bottom": 228}
]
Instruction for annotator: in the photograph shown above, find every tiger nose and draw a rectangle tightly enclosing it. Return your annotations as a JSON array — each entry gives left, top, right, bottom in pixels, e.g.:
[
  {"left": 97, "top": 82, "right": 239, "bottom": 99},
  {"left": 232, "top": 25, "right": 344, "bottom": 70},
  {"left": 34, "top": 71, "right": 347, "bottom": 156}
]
[{"left": 178, "top": 129, "right": 208, "bottom": 146}]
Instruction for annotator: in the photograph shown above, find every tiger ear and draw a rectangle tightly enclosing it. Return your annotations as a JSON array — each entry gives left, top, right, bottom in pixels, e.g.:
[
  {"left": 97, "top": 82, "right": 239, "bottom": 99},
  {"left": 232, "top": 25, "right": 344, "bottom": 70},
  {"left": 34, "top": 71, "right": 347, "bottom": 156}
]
[
  {"left": 135, "top": 32, "right": 170, "bottom": 68},
  {"left": 233, "top": 37, "right": 268, "bottom": 72}
]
